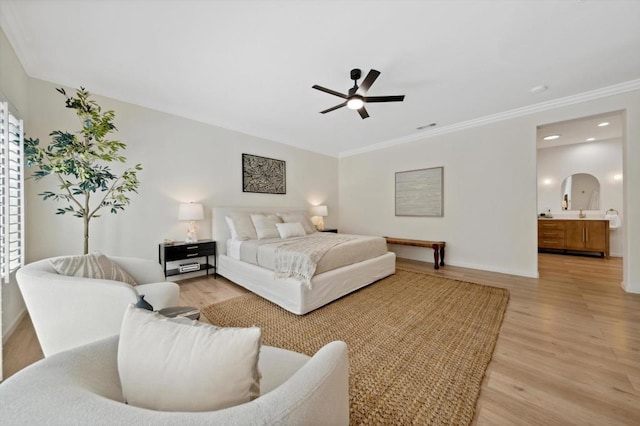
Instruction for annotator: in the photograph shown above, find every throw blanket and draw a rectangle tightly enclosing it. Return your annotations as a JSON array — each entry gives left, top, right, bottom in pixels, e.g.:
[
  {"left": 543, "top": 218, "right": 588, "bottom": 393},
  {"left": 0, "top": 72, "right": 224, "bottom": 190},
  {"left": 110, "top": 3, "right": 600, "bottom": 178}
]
[{"left": 274, "top": 233, "right": 357, "bottom": 287}]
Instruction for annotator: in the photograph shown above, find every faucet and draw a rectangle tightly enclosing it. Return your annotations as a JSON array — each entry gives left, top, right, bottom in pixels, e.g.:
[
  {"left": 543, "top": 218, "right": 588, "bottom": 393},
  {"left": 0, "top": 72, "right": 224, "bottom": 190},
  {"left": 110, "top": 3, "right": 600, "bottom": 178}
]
[{"left": 579, "top": 209, "right": 586, "bottom": 218}]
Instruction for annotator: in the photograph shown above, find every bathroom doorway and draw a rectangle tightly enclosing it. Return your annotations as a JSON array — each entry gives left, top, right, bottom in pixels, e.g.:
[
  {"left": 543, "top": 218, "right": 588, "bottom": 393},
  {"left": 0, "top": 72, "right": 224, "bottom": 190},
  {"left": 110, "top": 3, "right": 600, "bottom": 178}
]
[{"left": 535, "top": 111, "right": 625, "bottom": 261}]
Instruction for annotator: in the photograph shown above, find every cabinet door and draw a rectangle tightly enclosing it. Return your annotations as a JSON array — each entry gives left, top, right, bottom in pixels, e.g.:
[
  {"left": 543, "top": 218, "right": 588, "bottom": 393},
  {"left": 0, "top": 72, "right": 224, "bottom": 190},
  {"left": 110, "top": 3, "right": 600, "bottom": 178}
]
[
  {"left": 565, "top": 221, "right": 585, "bottom": 250},
  {"left": 584, "top": 221, "right": 607, "bottom": 251}
]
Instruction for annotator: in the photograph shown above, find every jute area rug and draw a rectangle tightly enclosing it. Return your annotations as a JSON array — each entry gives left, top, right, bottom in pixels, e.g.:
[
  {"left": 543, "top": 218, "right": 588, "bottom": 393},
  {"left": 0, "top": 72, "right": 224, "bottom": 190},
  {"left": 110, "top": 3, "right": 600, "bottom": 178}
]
[{"left": 202, "top": 269, "right": 509, "bottom": 425}]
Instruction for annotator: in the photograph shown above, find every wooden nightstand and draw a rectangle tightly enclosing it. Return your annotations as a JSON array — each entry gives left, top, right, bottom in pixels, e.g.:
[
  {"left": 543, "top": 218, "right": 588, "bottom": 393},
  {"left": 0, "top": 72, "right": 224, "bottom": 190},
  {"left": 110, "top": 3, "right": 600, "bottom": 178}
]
[
  {"left": 320, "top": 229, "right": 338, "bottom": 233},
  {"left": 158, "top": 239, "right": 216, "bottom": 278}
]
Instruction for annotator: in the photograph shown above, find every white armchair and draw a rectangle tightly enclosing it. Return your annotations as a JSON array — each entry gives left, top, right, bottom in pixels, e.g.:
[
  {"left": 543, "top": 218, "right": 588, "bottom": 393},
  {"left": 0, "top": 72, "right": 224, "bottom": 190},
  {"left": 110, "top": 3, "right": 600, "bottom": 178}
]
[
  {"left": 0, "top": 336, "right": 350, "bottom": 425},
  {"left": 16, "top": 256, "right": 180, "bottom": 357}
]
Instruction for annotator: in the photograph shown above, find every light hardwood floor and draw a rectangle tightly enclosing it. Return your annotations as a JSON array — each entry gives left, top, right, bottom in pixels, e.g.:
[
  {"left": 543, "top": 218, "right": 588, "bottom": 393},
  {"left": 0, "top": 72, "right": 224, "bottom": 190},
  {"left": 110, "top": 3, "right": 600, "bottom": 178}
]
[{"left": 3, "top": 254, "right": 639, "bottom": 425}]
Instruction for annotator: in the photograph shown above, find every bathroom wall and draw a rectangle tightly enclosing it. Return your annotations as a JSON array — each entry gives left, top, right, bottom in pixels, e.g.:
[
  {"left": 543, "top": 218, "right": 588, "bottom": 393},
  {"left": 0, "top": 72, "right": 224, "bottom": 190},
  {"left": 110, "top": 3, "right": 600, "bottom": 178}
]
[{"left": 537, "top": 138, "right": 623, "bottom": 256}]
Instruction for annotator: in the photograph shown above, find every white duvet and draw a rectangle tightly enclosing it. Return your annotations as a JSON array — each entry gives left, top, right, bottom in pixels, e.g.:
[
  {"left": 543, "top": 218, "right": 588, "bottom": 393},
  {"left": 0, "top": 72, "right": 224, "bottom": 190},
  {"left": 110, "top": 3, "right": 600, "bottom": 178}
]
[{"left": 228, "top": 233, "right": 388, "bottom": 276}]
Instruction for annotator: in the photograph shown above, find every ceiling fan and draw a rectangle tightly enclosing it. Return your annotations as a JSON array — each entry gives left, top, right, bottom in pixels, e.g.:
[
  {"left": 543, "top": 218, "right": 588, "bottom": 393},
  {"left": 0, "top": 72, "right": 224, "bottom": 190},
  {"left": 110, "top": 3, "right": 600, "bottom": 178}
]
[{"left": 312, "top": 68, "right": 405, "bottom": 119}]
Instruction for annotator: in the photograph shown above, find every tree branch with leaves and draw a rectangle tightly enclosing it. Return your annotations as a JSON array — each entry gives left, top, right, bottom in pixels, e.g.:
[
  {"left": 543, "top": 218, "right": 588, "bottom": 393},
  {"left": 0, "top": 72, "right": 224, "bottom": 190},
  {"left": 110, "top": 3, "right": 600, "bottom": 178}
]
[{"left": 25, "top": 87, "right": 142, "bottom": 254}]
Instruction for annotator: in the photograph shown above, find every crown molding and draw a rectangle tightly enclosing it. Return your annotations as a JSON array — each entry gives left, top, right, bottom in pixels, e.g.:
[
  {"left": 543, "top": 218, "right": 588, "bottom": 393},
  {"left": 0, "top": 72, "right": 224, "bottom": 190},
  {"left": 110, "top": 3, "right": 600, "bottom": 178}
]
[{"left": 339, "top": 79, "right": 640, "bottom": 158}]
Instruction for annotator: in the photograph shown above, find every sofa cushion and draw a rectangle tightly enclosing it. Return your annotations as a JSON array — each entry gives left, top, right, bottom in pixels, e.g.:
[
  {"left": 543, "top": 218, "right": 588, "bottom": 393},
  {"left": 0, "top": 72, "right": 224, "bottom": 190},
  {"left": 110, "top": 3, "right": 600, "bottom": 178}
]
[
  {"left": 118, "top": 305, "right": 261, "bottom": 412},
  {"left": 49, "top": 253, "right": 138, "bottom": 286}
]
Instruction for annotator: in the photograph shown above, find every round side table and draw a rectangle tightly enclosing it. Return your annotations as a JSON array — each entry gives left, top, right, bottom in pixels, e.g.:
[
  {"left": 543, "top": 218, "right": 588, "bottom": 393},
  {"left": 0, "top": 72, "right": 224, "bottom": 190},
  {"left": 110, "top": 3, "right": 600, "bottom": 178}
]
[{"left": 157, "top": 306, "right": 200, "bottom": 321}]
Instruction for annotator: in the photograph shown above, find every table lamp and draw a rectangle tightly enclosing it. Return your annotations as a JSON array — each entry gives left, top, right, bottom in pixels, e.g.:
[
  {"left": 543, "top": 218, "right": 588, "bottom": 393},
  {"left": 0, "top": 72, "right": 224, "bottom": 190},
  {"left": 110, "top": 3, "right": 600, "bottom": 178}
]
[
  {"left": 178, "top": 202, "right": 204, "bottom": 243},
  {"left": 310, "top": 205, "right": 328, "bottom": 231}
]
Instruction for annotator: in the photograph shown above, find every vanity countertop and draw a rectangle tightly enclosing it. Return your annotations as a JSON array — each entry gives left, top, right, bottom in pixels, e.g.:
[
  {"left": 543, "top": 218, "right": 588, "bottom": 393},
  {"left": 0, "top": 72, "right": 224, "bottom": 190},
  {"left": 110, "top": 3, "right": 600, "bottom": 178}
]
[{"left": 538, "top": 217, "right": 606, "bottom": 221}]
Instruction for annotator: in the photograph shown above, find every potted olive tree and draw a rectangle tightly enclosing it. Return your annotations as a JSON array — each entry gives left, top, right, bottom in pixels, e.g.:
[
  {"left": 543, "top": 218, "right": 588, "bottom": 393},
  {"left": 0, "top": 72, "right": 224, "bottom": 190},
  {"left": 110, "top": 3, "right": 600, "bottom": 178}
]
[{"left": 25, "top": 87, "right": 142, "bottom": 254}]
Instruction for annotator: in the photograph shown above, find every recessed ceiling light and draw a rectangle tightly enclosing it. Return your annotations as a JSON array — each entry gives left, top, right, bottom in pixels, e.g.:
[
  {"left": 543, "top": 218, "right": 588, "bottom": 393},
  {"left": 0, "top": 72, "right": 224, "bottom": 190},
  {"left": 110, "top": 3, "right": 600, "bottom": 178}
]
[
  {"left": 585, "top": 137, "right": 596, "bottom": 142},
  {"left": 543, "top": 178, "right": 552, "bottom": 185},
  {"left": 613, "top": 174, "right": 622, "bottom": 181},
  {"left": 543, "top": 134, "right": 561, "bottom": 140},
  {"left": 598, "top": 122, "right": 610, "bottom": 127},
  {"left": 416, "top": 123, "right": 437, "bottom": 130}
]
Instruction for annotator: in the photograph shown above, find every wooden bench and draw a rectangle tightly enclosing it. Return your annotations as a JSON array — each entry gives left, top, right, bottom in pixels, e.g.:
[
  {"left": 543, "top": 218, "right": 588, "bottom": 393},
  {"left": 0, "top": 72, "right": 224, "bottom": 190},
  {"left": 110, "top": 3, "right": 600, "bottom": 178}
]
[{"left": 384, "top": 237, "right": 446, "bottom": 270}]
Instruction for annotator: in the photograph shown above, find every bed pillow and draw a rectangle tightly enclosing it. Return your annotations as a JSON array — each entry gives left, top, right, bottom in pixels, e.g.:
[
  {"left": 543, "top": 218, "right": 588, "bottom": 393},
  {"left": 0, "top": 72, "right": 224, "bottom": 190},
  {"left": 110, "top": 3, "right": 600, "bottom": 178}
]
[
  {"left": 276, "top": 222, "right": 306, "bottom": 239},
  {"left": 225, "top": 216, "right": 239, "bottom": 240},
  {"left": 118, "top": 305, "right": 261, "bottom": 412},
  {"left": 278, "top": 212, "right": 316, "bottom": 234},
  {"left": 228, "top": 212, "right": 259, "bottom": 240},
  {"left": 250, "top": 213, "right": 283, "bottom": 240},
  {"left": 49, "top": 252, "right": 138, "bottom": 286}
]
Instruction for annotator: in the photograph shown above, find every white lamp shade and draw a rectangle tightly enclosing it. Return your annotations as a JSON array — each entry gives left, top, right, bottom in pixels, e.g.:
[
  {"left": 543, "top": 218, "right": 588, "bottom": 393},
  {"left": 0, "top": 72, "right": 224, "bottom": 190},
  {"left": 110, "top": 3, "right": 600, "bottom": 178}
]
[
  {"left": 310, "top": 205, "right": 328, "bottom": 217},
  {"left": 178, "top": 203, "right": 204, "bottom": 221}
]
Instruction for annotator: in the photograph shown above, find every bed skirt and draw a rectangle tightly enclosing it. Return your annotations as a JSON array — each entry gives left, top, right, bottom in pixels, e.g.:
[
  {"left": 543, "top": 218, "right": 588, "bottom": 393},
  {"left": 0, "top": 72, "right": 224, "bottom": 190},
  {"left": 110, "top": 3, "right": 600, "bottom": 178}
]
[{"left": 217, "top": 252, "right": 396, "bottom": 315}]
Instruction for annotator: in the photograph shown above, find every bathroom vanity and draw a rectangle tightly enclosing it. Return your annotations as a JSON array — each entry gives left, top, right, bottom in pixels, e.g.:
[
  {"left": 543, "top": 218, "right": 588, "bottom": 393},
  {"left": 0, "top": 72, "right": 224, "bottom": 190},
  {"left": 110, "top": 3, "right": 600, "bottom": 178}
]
[{"left": 538, "top": 219, "right": 610, "bottom": 257}]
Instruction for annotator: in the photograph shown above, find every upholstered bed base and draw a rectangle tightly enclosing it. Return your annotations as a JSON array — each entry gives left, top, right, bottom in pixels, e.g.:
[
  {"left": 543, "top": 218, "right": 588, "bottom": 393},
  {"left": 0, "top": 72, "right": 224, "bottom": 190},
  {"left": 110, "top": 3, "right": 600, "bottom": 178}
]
[
  {"left": 212, "top": 207, "right": 396, "bottom": 315},
  {"left": 218, "top": 252, "right": 396, "bottom": 315}
]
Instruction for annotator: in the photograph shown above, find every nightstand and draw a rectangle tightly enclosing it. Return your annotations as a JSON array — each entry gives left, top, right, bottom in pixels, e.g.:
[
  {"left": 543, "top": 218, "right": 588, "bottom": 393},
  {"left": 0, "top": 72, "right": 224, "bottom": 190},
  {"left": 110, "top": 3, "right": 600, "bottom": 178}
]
[
  {"left": 320, "top": 229, "right": 338, "bottom": 233},
  {"left": 159, "top": 239, "right": 216, "bottom": 278}
]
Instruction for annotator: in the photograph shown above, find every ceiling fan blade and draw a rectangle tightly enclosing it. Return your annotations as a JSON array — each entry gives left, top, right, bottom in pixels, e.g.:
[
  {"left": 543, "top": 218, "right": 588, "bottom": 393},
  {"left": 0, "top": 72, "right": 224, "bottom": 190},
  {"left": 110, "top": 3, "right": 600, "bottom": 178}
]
[
  {"left": 358, "top": 107, "right": 370, "bottom": 119},
  {"left": 312, "top": 85, "right": 347, "bottom": 99},
  {"left": 320, "top": 102, "right": 347, "bottom": 114},
  {"left": 364, "top": 95, "right": 405, "bottom": 103},
  {"left": 356, "top": 69, "right": 381, "bottom": 95}
]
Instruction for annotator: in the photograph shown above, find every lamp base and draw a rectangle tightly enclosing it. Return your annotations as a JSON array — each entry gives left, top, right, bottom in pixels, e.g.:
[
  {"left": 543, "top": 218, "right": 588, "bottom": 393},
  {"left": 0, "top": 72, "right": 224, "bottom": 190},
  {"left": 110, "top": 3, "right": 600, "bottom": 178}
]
[
  {"left": 312, "top": 216, "right": 325, "bottom": 231},
  {"left": 185, "top": 221, "right": 198, "bottom": 243}
]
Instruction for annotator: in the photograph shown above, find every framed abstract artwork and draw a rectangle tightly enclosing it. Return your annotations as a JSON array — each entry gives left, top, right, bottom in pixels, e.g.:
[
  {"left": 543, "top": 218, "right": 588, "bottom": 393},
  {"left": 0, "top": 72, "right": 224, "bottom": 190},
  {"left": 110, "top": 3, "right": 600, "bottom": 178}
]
[
  {"left": 242, "top": 154, "right": 286, "bottom": 194},
  {"left": 395, "top": 166, "right": 443, "bottom": 217}
]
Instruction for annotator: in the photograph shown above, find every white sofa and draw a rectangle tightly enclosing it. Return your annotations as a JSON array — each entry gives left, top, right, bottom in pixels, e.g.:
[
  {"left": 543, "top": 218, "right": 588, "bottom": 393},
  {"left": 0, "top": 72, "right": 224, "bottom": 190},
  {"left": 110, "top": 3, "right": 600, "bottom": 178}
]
[
  {"left": 0, "top": 336, "right": 350, "bottom": 425},
  {"left": 16, "top": 256, "right": 180, "bottom": 357}
]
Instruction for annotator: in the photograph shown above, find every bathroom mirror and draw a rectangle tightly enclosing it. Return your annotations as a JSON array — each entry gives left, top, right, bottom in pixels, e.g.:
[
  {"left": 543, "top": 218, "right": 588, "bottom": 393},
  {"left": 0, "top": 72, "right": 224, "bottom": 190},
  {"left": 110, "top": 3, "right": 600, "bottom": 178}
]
[{"left": 561, "top": 173, "right": 600, "bottom": 210}]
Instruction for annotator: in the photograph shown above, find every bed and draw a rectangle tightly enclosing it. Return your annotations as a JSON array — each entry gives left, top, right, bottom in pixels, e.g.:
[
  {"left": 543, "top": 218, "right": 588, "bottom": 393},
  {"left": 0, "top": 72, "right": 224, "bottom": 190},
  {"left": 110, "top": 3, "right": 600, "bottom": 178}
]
[{"left": 212, "top": 207, "right": 396, "bottom": 315}]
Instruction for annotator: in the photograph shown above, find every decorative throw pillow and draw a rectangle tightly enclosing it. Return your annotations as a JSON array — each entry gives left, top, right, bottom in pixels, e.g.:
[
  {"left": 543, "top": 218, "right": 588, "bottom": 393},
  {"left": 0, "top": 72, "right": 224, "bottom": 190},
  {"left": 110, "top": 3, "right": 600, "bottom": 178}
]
[
  {"left": 276, "top": 222, "right": 306, "bottom": 239},
  {"left": 250, "top": 213, "right": 283, "bottom": 240},
  {"left": 229, "top": 212, "right": 259, "bottom": 240},
  {"left": 49, "top": 253, "right": 138, "bottom": 286},
  {"left": 225, "top": 216, "right": 239, "bottom": 240},
  {"left": 278, "top": 212, "right": 316, "bottom": 234},
  {"left": 118, "top": 305, "right": 261, "bottom": 412}
]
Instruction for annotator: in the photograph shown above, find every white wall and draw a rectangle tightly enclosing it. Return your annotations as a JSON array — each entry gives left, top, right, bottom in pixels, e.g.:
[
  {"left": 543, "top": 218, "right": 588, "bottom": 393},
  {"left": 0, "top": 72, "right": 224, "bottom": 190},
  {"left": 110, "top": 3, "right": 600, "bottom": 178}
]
[
  {"left": 0, "top": 27, "right": 29, "bottom": 342},
  {"left": 339, "top": 90, "right": 640, "bottom": 292},
  {"left": 537, "top": 139, "right": 624, "bottom": 255},
  {"left": 25, "top": 77, "right": 339, "bottom": 262},
  {"left": 340, "top": 116, "right": 539, "bottom": 277},
  {"left": 0, "top": 54, "right": 338, "bottom": 341}
]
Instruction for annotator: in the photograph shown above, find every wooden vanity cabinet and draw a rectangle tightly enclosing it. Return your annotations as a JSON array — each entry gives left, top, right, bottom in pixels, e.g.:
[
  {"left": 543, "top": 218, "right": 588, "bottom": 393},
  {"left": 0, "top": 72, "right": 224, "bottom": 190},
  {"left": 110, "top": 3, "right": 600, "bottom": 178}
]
[
  {"left": 538, "top": 220, "right": 566, "bottom": 249},
  {"left": 538, "top": 219, "right": 609, "bottom": 257}
]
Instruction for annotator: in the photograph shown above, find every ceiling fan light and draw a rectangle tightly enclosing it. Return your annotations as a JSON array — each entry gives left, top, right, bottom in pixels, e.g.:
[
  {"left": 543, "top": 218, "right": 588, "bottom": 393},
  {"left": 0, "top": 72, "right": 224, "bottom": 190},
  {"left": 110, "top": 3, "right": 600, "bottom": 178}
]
[{"left": 347, "top": 97, "right": 364, "bottom": 110}]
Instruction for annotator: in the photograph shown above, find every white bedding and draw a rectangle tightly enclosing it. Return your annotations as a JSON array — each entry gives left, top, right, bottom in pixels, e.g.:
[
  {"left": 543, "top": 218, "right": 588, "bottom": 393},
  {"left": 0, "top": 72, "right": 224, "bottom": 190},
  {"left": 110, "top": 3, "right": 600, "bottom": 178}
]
[
  {"left": 234, "top": 233, "right": 388, "bottom": 275},
  {"left": 213, "top": 207, "right": 395, "bottom": 315},
  {"left": 227, "top": 239, "right": 243, "bottom": 260}
]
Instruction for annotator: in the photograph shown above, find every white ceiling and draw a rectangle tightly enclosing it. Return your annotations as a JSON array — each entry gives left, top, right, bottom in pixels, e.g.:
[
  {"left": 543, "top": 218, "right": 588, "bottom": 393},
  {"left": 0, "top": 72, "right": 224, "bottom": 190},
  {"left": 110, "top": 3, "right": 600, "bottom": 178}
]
[
  {"left": 1, "top": 0, "right": 640, "bottom": 158},
  {"left": 536, "top": 110, "right": 623, "bottom": 150}
]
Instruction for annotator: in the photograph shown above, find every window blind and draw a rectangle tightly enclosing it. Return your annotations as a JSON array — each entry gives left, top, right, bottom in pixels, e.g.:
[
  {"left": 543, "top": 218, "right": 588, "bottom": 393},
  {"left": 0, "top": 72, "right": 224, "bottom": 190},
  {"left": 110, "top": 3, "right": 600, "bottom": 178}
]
[{"left": 0, "top": 101, "right": 25, "bottom": 283}]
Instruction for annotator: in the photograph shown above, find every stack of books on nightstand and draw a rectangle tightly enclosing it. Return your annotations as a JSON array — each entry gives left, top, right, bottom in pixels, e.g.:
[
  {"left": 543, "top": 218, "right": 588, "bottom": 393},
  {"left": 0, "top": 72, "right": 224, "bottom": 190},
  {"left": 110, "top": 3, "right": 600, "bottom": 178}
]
[{"left": 178, "top": 262, "right": 200, "bottom": 273}]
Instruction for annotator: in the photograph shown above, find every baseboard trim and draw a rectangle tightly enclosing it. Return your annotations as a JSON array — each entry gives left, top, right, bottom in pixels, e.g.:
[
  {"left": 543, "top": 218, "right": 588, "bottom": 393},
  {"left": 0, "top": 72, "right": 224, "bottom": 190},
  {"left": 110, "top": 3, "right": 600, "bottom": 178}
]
[
  {"left": 2, "top": 307, "right": 27, "bottom": 344},
  {"left": 396, "top": 256, "right": 539, "bottom": 279},
  {"left": 621, "top": 280, "right": 640, "bottom": 294},
  {"left": 449, "top": 260, "right": 540, "bottom": 279}
]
